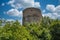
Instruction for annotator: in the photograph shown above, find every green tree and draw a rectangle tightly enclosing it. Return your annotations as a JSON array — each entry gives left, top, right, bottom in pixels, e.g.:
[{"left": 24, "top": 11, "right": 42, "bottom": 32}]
[
  {"left": 50, "top": 20, "right": 60, "bottom": 40},
  {"left": 0, "top": 17, "right": 60, "bottom": 40}
]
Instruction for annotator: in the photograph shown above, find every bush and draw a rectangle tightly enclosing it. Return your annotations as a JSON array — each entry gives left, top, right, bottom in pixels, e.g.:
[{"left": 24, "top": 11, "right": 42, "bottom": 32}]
[{"left": 0, "top": 17, "right": 60, "bottom": 40}]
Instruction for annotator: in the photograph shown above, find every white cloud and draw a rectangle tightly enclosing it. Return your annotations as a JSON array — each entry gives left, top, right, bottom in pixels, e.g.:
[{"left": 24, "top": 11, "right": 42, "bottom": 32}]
[
  {"left": 43, "top": 5, "right": 60, "bottom": 19},
  {"left": 7, "top": 0, "right": 40, "bottom": 9},
  {"left": 6, "top": 19, "right": 15, "bottom": 22},
  {"left": 42, "top": 13, "right": 57, "bottom": 19},
  {"left": 7, "top": 9, "right": 22, "bottom": 24},
  {"left": 7, "top": 9, "right": 22, "bottom": 17},
  {"left": 34, "top": 2, "right": 40, "bottom": 8},
  {"left": 55, "top": 5, "right": 60, "bottom": 14},
  {"left": 6, "top": 19, "right": 22, "bottom": 24},
  {"left": 46, "top": 4, "right": 55, "bottom": 12},
  {"left": 42, "top": 10, "right": 46, "bottom": 13},
  {"left": 18, "top": 19, "right": 22, "bottom": 25},
  {"left": 1, "top": 3, "right": 5, "bottom": 6}
]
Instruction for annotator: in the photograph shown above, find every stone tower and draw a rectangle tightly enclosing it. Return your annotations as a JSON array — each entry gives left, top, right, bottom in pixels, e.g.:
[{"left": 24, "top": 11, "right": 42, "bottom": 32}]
[{"left": 23, "top": 7, "right": 42, "bottom": 25}]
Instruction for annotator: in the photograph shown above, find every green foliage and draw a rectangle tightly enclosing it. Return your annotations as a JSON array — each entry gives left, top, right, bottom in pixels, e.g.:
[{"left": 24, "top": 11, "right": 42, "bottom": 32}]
[
  {"left": 0, "top": 17, "right": 60, "bottom": 40},
  {"left": 50, "top": 20, "right": 60, "bottom": 40}
]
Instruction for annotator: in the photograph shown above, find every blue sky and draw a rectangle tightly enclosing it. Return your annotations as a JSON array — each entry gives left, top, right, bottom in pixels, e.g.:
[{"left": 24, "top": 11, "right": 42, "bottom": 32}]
[{"left": 0, "top": 0, "right": 60, "bottom": 24}]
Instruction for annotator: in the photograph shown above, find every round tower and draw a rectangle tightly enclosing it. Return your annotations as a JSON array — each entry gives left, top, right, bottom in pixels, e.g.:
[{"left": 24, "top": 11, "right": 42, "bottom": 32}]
[{"left": 23, "top": 7, "right": 42, "bottom": 25}]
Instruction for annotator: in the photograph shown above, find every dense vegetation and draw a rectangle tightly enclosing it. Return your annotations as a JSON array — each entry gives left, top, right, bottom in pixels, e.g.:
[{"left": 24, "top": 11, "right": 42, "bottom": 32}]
[{"left": 0, "top": 17, "right": 60, "bottom": 40}]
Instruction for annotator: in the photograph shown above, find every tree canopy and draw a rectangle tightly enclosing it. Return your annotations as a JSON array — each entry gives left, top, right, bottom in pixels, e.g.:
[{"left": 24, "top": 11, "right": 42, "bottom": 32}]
[{"left": 0, "top": 17, "right": 60, "bottom": 40}]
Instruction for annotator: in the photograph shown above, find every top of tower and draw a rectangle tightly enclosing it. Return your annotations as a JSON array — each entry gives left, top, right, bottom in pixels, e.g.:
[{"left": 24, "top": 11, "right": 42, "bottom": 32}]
[{"left": 23, "top": 7, "right": 41, "bottom": 13}]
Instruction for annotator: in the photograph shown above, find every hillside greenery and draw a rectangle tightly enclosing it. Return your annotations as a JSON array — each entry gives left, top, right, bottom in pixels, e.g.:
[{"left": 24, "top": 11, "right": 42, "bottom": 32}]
[{"left": 0, "top": 17, "right": 60, "bottom": 40}]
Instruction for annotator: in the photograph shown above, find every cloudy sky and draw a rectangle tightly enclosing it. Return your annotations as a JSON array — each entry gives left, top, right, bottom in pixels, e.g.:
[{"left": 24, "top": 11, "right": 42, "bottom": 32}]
[{"left": 0, "top": 0, "right": 60, "bottom": 24}]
